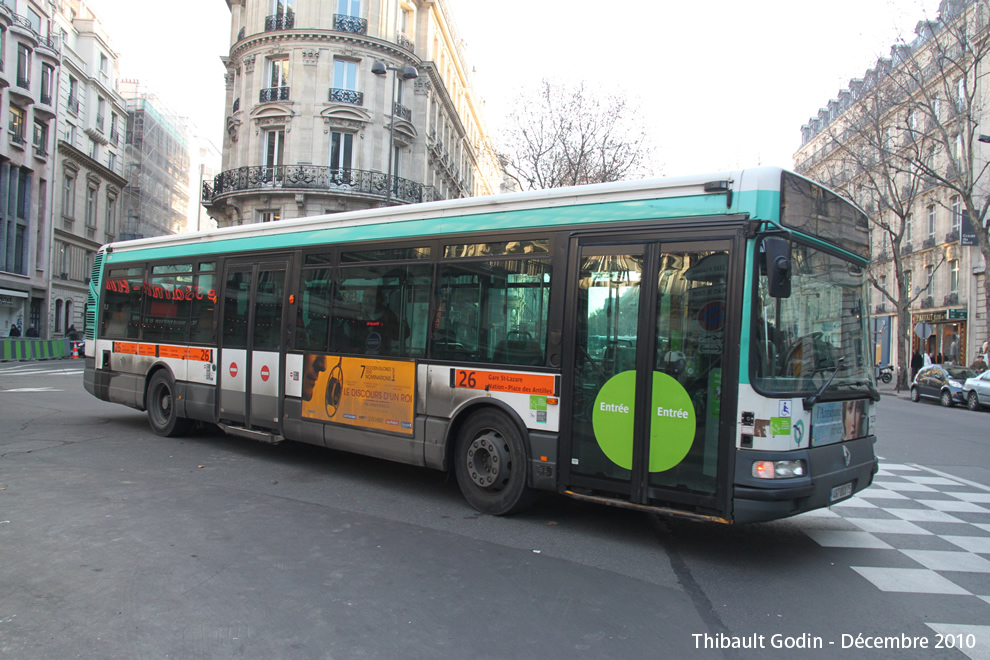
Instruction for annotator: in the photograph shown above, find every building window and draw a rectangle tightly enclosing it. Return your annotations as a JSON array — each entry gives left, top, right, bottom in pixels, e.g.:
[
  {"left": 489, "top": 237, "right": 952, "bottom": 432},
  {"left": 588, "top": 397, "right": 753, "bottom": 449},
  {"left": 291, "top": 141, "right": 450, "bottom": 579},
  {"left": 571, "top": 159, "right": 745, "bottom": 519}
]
[
  {"left": 949, "top": 260, "right": 959, "bottom": 293},
  {"left": 951, "top": 196, "right": 961, "bottom": 235},
  {"left": 264, "top": 129, "right": 285, "bottom": 170},
  {"left": 264, "top": 57, "right": 289, "bottom": 100},
  {"left": 32, "top": 120, "right": 48, "bottom": 157},
  {"left": 99, "top": 53, "right": 109, "bottom": 80},
  {"left": 14, "top": 225, "right": 25, "bottom": 274},
  {"left": 956, "top": 77, "right": 965, "bottom": 110},
  {"left": 68, "top": 76, "right": 79, "bottom": 114},
  {"left": 333, "top": 59, "right": 357, "bottom": 91},
  {"left": 63, "top": 173, "right": 76, "bottom": 219},
  {"left": 16, "top": 44, "right": 30, "bottom": 89},
  {"left": 925, "top": 264, "right": 934, "bottom": 294},
  {"left": 905, "top": 213, "right": 913, "bottom": 243},
  {"left": 17, "top": 169, "right": 30, "bottom": 220},
  {"left": 905, "top": 270, "right": 913, "bottom": 297},
  {"left": 54, "top": 299, "right": 63, "bottom": 331},
  {"left": 85, "top": 186, "right": 98, "bottom": 227},
  {"left": 65, "top": 300, "right": 73, "bottom": 333},
  {"left": 96, "top": 97, "right": 106, "bottom": 132},
  {"left": 106, "top": 194, "right": 117, "bottom": 236},
  {"left": 338, "top": 0, "right": 361, "bottom": 17},
  {"left": 330, "top": 131, "right": 353, "bottom": 173},
  {"left": 259, "top": 210, "right": 281, "bottom": 223},
  {"left": 9, "top": 104, "right": 26, "bottom": 143},
  {"left": 108, "top": 152, "right": 116, "bottom": 172},
  {"left": 927, "top": 205, "right": 936, "bottom": 239},
  {"left": 41, "top": 64, "right": 55, "bottom": 105}
]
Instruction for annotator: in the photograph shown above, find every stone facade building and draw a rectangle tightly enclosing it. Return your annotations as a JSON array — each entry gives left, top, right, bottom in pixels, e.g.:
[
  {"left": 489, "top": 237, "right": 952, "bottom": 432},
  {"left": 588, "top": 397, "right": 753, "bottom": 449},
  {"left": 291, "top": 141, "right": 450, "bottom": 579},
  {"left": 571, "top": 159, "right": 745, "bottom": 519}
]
[
  {"left": 0, "top": 0, "right": 59, "bottom": 338},
  {"left": 204, "top": 0, "right": 502, "bottom": 226},
  {"left": 50, "top": 0, "right": 127, "bottom": 339},
  {"left": 794, "top": 0, "right": 989, "bottom": 373}
]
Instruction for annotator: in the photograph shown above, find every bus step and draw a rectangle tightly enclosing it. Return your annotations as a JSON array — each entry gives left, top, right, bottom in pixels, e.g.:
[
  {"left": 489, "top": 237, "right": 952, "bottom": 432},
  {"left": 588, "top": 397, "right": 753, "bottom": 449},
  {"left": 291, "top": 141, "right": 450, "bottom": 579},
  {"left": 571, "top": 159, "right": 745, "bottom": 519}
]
[{"left": 218, "top": 423, "right": 285, "bottom": 445}]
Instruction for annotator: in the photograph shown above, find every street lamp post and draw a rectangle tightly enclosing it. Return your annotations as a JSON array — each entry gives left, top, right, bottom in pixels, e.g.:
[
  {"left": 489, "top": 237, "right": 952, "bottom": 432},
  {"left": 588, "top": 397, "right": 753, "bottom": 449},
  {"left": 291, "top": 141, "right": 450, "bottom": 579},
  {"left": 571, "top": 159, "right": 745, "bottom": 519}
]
[{"left": 372, "top": 61, "right": 418, "bottom": 206}]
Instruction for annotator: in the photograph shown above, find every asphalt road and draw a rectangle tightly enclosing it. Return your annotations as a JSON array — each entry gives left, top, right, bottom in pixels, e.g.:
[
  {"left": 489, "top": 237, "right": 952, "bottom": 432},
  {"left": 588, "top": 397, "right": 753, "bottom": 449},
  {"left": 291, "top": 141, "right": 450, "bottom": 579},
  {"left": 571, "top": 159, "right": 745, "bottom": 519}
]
[{"left": 1, "top": 361, "right": 988, "bottom": 659}]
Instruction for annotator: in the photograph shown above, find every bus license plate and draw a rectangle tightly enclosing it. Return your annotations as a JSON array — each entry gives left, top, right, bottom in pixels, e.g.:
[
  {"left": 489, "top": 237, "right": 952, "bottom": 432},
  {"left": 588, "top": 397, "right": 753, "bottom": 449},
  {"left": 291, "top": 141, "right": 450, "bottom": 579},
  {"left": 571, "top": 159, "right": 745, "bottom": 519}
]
[{"left": 830, "top": 482, "right": 853, "bottom": 503}]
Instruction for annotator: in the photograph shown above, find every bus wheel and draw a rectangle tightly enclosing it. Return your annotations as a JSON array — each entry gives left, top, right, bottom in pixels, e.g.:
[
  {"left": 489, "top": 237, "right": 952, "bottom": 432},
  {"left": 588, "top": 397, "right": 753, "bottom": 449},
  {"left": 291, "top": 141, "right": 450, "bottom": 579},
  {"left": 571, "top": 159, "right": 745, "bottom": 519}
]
[
  {"left": 146, "top": 371, "right": 191, "bottom": 437},
  {"left": 454, "top": 409, "right": 536, "bottom": 516}
]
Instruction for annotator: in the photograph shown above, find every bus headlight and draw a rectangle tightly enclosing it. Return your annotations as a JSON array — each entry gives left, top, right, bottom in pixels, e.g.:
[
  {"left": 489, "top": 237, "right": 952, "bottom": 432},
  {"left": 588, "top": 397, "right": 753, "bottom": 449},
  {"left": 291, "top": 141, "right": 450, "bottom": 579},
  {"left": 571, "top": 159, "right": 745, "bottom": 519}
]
[{"left": 752, "top": 460, "right": 807, "bottom": 479}]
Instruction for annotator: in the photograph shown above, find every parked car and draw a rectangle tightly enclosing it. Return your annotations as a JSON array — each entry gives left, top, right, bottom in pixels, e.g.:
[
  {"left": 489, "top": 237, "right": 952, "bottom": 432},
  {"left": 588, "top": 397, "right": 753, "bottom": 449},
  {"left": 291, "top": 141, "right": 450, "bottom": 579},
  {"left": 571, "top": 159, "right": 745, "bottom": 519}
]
[
  {"left": 963, "top": 369, "right": 990, "bottom": 412},
  {"left": 911, "top": 364, "right": 978, "bottom": 407}
]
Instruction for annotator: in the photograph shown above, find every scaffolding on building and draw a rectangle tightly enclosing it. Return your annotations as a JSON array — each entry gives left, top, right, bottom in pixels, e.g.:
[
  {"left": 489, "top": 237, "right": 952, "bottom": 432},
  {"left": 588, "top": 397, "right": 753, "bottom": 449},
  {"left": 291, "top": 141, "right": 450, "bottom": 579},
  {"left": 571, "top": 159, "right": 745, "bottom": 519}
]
[{"left": 119, "top": 82, "right": 191, "bottom": 240}]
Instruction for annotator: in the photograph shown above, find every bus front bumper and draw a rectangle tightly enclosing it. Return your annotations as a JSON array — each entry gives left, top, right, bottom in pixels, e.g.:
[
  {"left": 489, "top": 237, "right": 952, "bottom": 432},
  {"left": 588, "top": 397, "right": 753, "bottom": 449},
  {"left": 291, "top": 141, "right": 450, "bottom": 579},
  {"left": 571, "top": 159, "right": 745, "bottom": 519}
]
[{"left": 732, "top": 437, "right": 878, "bottom": 524}]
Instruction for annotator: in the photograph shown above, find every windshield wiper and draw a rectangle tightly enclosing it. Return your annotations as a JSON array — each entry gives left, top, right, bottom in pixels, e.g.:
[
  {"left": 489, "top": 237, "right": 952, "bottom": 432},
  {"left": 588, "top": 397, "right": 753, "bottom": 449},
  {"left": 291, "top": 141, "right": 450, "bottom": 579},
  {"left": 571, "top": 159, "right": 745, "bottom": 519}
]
[
  {"left": 833, "top": 379, "right": 882, "bottom": 403},
  {"left": 803, "top": 357, "right": 845, "bottom": 411}
]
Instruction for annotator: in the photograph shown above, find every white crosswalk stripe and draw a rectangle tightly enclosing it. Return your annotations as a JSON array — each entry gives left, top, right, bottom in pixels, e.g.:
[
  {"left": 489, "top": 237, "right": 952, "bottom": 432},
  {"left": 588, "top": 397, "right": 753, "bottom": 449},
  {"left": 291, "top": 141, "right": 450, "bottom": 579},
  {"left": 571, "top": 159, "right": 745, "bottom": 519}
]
[{"left": 795, "top": 462, "right": 990, "bottom": 660}]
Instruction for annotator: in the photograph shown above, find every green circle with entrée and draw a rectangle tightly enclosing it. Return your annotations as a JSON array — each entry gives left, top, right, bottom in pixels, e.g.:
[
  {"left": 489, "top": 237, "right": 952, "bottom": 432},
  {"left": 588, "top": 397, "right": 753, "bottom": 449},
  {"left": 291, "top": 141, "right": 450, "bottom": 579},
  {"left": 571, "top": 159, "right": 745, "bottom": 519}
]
[{"left": 592, "top": 370, "right": 696, "bottom": 472}]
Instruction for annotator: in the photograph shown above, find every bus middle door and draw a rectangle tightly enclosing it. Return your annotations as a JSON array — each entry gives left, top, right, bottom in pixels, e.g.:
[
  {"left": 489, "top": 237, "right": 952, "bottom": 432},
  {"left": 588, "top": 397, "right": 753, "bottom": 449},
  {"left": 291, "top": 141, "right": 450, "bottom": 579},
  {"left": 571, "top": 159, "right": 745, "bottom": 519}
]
[{"left": 219, "top": 259, "right": 288, "bottom": 432}]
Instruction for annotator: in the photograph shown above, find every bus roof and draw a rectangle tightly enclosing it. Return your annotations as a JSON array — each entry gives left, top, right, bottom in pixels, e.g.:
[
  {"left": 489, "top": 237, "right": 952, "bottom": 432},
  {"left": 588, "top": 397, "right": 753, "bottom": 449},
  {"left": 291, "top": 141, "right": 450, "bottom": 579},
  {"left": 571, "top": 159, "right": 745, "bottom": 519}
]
[{"left": 102, "top": 166, "right": 807, "bottom": 261}]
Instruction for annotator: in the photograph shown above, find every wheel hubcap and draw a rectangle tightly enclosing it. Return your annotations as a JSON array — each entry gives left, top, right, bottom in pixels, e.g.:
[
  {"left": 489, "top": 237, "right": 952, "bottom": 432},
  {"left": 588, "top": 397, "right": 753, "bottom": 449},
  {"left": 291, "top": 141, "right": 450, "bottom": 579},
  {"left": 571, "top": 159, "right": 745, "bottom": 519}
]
[{"left": 466, "top": 430, "right": 510, "bottom": 490}]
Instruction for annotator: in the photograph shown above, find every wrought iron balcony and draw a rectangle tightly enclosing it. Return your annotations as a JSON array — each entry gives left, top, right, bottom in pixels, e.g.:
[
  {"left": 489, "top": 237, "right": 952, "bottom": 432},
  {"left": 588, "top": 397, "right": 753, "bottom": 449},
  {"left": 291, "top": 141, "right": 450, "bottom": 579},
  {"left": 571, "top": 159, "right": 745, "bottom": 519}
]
[
  {"left": 110, "top": 128, "right": 120, "bottom": 145},
  {"left": 392, "top": 102, "right": 411, "bottom": 121},
  {"left": 333, "top": 14, "right": 367, "bottom": 34},
  {"left": 944, "top": 292, "right": 959, "bottom": 306},
  {"left": 40, "top": 91, "right": 52, "bottom": 106},
  {"left": 33, "top": 142, "right": 47, "bottom": 158},
  {"left": 16, "top": 75, "right": 28, "bottom": 89},
  {"left": 259, "top": 86, "right": 290, "bottom": 103},
  {"left": 921, "top": 295, "right": 935, "bottom": 309},
  {"left": 265, "top": 11, "right": 294, "bottom": 31},
  {"left": 203, "top": 165, "right": 444, "bottom": 206},
  {"left": 900, "top": 243, "right": 913, "bottom": 255},
  {"left": 922, "top": 236, "right": 936, "bottom": 249},
  {"left": 329, "top": 88, "right": 363, "bottom": 105},
  {"left": 946, "top": 230, "right": 960, "bottom": 243},
  {"left": 68, "top": 95, "right": 79, "bottom": 115}
]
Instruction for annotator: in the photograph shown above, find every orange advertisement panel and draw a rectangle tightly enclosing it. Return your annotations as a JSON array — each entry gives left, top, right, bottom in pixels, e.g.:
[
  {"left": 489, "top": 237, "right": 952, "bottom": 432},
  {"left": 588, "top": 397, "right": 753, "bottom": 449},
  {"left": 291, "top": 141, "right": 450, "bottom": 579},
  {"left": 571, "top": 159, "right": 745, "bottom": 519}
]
[
  {"left": 159, "top": 345, "right": 189, "bottom": 360},
  {"left": 300, "top": 354, "right": 415, "bottom": 435},
  {"left": 453, "top": 369, "right": 556, "bottom": 396}
]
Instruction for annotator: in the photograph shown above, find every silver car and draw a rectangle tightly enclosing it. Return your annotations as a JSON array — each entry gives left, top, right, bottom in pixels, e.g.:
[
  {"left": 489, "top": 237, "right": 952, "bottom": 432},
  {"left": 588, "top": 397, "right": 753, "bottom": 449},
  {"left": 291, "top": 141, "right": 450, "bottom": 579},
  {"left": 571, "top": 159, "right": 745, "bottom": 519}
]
[{"left": 963, "top": 369, "right": 990, "bottom": 411}]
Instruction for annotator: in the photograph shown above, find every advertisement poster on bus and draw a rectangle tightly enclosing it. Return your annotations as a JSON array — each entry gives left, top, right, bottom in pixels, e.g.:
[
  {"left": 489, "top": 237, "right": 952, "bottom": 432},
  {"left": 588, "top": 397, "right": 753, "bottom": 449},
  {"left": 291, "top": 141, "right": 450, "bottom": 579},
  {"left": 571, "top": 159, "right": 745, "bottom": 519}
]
[{"left": 301, "top": 354, "right": 415, "bottom": 435}]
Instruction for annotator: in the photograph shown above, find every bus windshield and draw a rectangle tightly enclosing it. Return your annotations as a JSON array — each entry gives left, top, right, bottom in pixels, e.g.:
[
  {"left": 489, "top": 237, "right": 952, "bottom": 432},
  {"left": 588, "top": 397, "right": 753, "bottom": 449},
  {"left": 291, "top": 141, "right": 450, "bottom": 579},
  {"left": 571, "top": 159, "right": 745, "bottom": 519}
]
[{"left": 753, "top": 240, "right": 870, "bottom": 394}]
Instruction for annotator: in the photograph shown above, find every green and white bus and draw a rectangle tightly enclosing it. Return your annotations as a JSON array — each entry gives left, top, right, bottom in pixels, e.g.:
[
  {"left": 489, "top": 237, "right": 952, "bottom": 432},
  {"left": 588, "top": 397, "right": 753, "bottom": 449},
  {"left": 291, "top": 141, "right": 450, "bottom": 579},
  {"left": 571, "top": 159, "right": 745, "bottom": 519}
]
[{"left": 84, "top": 167, "right": 879, "bottom": 523}]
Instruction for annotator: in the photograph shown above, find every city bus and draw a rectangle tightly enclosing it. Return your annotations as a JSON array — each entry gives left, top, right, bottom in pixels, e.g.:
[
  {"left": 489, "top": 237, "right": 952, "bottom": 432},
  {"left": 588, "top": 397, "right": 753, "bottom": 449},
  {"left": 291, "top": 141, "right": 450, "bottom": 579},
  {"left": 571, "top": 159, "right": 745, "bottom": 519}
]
[{"left": 83, "top": 167, "right": 879, "bottom": 523}]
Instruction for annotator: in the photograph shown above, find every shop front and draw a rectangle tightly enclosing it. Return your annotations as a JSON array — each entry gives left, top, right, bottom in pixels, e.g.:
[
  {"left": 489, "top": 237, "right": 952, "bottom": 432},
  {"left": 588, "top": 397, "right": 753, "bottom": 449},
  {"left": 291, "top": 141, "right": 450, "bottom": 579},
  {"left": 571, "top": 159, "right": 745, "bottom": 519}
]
[{"left": 911, "top": 309, "right": 967, "bottom": 366}]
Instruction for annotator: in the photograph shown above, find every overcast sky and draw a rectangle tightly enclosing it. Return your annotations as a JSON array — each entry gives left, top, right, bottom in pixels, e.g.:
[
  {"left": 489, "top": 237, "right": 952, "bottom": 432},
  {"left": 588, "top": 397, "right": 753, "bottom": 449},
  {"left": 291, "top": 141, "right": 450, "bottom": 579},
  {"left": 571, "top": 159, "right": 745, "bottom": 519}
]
[{"left": 85, "top": 0, "right": 943, "bottom": 176}]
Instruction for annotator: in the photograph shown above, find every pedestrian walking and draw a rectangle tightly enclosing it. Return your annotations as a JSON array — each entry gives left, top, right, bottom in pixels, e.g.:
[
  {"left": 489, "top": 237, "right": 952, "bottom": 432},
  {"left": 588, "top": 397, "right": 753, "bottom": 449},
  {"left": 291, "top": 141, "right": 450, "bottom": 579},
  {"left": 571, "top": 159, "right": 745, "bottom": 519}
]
[
  {"left": 911, "top": 349, "right": 923, "bottom": 381},
  {"left": 8, "top": 324, "right": 20, "bottom": 337}
]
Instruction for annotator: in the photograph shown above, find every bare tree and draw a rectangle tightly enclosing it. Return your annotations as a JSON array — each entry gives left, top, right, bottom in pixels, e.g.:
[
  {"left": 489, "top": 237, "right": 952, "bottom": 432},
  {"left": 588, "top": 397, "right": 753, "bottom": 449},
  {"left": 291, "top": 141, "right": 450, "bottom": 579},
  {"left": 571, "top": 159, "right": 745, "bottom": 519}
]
[
  {"left": 499, "top": 79, "right": 655, "bottom": 190},
  {"left": 888, "top": 0, "right": 990, "bottom": 362}
]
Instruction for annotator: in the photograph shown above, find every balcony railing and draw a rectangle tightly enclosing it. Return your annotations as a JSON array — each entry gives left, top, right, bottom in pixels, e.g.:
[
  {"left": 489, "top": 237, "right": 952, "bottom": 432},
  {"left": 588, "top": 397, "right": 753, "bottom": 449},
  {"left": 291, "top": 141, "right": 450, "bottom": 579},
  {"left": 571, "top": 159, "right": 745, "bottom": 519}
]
[
  {"left": 333, "top": 14, "right": 367, "bottom": 34},
  {"left": 329, "top": 88, "right": 363, "bottom": 105},
  {"left": 922, "top": 236, "right": 936, "bottom": 249},
  {"left": 944, "top": 292, "right": 959, "bottom": 306},
  {"left": 259, "top": 86, "right": 290, "bottom": 103},
  {"left": 68, "top": 95, "right": 79, "bottom": 115},
  {"left": 265, "top": 11, "right": 294, "bottom": 31},
  {"left": 33, "top": 142, "right": 47, "bottom": 158},
  {"left": 110, "top": 128, "right": 120, "bottom": 145},
  {"left": 900, "top": 243, "right": 913, "bottom": 256},
  {"left": 397, "top": 32, "right": 414, "bottom": 51},
  {"left": 16, "top": 75, "right": 28, "bottom": 89},
  {"left": 392, "top": 102, "right": 411, "bottom": 121},
  {"left": 921, "top": 295, "right": 935, "bottom": 308},
  {"left": 203, "top": 165, "right": 444, "bottom": 206},
  {"left": 40, "top": 91, "right": 52, "bottom": 106},
  {"left": 946, "top": 230, "right": 960, "bottom": 243}
]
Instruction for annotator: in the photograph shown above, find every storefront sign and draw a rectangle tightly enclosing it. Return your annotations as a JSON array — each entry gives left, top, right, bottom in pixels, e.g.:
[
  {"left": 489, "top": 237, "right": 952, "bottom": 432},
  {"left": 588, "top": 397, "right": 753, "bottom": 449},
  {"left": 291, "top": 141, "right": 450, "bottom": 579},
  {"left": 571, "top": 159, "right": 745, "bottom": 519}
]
[
  {"left": 0, "top": 296, "right": 12, "bottom": 306},
  {"left": 961, "top": 211, "right": 979, "bottom": 247},
  {"left": 948, "top": 309, "right": 968, "bottom": 320}
]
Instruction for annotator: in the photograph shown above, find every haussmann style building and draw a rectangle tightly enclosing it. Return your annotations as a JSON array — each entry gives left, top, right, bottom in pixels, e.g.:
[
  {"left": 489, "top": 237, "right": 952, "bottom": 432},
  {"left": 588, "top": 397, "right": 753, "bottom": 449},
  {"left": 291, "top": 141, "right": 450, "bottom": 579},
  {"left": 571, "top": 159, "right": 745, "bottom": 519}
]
[{"left": 203, "top": 0, "right": 503, "bottom": 227}]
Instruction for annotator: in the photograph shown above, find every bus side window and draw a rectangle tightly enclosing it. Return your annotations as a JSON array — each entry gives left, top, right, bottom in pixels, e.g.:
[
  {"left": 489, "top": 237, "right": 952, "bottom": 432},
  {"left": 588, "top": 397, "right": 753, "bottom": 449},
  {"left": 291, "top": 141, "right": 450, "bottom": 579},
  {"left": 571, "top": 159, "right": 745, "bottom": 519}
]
[
  {"left": 297, "top": 267, "right": 332, "bottom": 351},
  {"left": 433, "top": 258, "right": 551, "bottom": 366}
]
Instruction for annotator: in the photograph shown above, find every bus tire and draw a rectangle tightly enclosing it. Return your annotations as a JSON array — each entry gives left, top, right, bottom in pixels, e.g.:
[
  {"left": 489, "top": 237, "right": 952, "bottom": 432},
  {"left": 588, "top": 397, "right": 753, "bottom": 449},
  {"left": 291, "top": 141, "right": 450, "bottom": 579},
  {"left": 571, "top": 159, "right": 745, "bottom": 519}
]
[
  {"left": 454, "top": 409, "right": 537, "bottom": 516},
  {"left": 146, "top": 370, "right": 191, "bottom": 437}
]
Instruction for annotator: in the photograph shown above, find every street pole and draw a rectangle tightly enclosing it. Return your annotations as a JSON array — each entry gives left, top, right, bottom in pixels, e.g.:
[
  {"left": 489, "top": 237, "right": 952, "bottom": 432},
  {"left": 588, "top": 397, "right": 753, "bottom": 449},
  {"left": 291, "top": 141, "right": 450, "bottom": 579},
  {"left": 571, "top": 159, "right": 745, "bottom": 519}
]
[{"left": 372, "top": 61, "right": 418, "bottom": 207}]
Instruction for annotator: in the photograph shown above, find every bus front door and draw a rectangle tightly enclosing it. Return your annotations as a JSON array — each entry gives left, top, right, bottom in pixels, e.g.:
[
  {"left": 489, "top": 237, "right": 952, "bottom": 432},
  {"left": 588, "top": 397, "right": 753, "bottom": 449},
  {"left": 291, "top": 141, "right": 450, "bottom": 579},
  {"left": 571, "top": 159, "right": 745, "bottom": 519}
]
[
  {"left": 218, "top": 260, "right": 288, "bottom": 432},
  {"left": 562, "top": 239, "right": 734, "bottom": 519}
]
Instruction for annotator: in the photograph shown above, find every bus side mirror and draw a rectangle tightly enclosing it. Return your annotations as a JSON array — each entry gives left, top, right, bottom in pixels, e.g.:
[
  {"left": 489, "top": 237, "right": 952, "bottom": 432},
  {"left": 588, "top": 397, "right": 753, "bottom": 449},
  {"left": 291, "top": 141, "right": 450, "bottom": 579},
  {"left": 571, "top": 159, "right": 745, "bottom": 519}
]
[{"left": 763, "top": 237, "right": 792, "bottom": 298}]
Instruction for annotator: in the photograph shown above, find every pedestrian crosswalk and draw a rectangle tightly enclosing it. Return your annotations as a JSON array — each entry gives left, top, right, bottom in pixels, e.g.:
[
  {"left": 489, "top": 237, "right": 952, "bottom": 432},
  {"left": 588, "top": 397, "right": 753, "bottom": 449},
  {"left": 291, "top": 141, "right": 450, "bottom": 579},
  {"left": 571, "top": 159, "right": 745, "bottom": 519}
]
[
  {"left": 0, "top": 363, "right": 84, "bottom": 383},
  {"left": 797, "top": 462, "right": 990, "bottom": 659}
]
